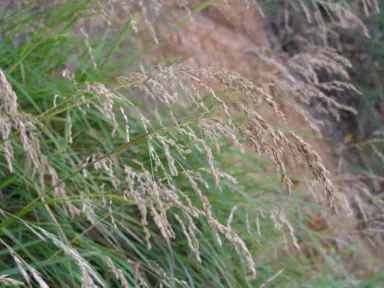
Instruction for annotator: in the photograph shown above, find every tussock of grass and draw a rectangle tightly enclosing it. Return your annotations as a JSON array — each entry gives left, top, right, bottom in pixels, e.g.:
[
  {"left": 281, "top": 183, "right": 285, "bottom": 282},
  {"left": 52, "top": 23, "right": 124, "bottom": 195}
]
[{"left": 0, "top": 1, "right": 383, "bottom": 287}]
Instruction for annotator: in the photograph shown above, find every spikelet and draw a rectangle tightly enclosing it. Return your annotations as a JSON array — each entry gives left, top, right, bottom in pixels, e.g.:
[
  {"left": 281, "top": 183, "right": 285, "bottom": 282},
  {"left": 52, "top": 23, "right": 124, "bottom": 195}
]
[
  {"left": 0, "top": 275, "right": 24, "bottom": 287},
  {"left": 0, "top": 239, "right": 49, "bottom": 288},
  {"left": 0, "top": 70, "right": 78, "bottom": 216}
]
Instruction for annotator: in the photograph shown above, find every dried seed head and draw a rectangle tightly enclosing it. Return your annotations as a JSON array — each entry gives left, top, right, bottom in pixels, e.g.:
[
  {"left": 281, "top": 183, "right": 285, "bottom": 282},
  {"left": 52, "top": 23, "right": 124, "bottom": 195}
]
[{"left": 0, "top": 275, "right": 24, "bottom": 287}]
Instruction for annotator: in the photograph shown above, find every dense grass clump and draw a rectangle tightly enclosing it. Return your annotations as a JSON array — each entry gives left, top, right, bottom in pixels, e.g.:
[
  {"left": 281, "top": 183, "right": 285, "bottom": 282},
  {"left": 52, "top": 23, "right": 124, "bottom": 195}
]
[{"left": 0, "top": 1, "right": 383, "bottom": 287}]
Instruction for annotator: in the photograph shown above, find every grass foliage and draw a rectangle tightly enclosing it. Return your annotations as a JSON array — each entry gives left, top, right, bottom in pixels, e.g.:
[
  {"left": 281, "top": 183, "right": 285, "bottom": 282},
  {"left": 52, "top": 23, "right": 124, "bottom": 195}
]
[{"left": 0, "top": 1, "right": 383, "bottom": 287}]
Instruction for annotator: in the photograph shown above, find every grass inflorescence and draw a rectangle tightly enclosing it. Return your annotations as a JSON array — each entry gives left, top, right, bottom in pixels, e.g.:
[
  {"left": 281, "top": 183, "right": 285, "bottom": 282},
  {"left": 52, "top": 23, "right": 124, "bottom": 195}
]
[{"left": 0, "top": 1, "right": 383, "bottom": 287}]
